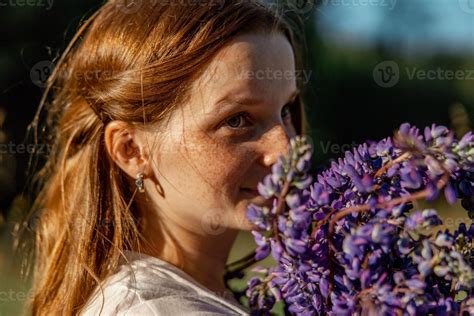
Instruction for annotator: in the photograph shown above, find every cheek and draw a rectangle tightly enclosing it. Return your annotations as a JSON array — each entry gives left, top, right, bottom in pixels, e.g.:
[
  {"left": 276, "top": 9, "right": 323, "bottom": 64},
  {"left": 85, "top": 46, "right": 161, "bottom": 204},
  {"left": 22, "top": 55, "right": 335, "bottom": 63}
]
[{"left": 175, "top": 137, "right": 259, "bottom": 190}]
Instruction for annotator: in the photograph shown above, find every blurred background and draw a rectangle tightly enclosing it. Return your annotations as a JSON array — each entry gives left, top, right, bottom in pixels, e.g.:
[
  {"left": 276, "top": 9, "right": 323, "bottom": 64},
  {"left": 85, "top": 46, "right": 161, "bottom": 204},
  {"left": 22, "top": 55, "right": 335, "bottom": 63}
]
[{"left": 0, "top": 0, "right": 473, "bottom": 315}]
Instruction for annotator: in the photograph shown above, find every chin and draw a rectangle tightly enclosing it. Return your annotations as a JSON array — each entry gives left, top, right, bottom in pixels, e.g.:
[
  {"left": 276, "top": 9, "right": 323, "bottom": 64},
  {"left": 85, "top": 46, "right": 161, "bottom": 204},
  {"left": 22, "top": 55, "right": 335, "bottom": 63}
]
[{"left": 230, "top": 203, "right": 262, "bottom": 232}]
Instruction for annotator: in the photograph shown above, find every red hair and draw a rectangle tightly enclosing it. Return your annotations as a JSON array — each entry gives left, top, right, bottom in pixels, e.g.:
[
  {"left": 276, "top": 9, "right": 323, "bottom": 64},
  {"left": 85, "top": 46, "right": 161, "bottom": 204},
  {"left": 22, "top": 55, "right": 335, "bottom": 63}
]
[{"left": 22, "top": 0, "right": 310, "bottom": 314}]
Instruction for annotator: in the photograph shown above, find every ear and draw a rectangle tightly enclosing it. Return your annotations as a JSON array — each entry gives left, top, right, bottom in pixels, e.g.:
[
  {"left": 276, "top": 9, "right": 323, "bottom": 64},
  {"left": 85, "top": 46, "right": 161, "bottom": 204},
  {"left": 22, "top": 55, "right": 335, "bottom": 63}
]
[{"left": 104, "top": 120, "right": 151, "bottom": 179}]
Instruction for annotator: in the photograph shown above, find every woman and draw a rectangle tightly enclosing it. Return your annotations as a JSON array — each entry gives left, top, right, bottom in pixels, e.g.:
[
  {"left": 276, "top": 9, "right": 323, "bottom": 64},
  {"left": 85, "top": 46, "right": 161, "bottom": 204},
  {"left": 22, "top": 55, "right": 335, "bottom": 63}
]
[{"left": 25, "top": 0, "right": 310, "bottom": 314}]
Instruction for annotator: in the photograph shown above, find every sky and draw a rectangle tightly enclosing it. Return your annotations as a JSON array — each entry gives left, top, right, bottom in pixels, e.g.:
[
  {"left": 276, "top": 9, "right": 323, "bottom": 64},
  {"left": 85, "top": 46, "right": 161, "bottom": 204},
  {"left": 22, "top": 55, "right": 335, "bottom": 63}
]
[{"left": 316, "top": 0, "right": 474, "bottom": 56}]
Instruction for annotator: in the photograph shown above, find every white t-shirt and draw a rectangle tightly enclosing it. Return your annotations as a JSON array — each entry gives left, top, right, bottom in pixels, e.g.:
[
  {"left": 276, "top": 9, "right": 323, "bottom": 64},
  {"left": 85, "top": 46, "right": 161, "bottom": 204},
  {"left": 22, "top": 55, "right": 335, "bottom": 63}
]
[{"left": 80, "top": 250, "right": 251, "bottom": 315}]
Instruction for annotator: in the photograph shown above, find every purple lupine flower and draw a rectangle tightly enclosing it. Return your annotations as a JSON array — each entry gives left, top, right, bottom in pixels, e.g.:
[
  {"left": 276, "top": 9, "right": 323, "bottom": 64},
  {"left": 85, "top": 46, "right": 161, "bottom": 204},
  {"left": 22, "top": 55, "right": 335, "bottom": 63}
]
[
  {"left": 444, "top": 182, "right": 457, "bottom": 204},
  {"left": 241, "top": 124, "right": 474, "bottom": 315}
]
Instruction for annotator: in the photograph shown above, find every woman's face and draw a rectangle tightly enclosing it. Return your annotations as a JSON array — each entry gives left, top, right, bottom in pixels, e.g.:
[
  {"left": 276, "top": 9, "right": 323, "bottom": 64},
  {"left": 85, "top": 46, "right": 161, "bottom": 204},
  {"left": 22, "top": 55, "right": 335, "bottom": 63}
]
[{"left": 144, "top": 32, "right": 298, "bottom": 235}]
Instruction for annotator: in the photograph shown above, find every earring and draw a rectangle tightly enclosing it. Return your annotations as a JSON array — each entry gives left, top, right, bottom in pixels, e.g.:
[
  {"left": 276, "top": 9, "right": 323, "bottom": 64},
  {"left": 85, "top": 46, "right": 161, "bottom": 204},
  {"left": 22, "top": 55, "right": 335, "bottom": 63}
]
[{"left": 135, "top": 172, "right": 145, "bottom": 193}]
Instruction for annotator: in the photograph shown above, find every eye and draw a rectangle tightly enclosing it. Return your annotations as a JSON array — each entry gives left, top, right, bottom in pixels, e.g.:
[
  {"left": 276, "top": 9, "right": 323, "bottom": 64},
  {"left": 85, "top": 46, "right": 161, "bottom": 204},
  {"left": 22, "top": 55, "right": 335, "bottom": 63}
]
[
  {"left": 282, "top": 97, "right": 299, "bottom": 124},
  {"left": 282, "top": 104, "right": 292, "bottom": 120},
  {"left": 222, "top": 99, "right": 298, "bottom": 131},
  {"left": 224, "top": 112, "right": 252, "bottom": 129}
]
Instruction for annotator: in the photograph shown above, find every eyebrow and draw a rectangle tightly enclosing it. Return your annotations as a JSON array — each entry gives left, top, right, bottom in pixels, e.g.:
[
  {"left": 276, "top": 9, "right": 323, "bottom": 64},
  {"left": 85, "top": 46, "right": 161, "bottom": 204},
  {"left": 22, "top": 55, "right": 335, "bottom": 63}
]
[{"left": 211, "top": 88, "right": 300, "bottom": 115}]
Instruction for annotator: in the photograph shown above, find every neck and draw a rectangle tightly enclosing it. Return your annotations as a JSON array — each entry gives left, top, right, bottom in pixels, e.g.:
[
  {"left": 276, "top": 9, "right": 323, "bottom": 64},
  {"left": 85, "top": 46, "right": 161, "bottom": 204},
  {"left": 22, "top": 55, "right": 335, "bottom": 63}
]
[{"left": 137, "top": 210, "right": 238, "bottom": 297}]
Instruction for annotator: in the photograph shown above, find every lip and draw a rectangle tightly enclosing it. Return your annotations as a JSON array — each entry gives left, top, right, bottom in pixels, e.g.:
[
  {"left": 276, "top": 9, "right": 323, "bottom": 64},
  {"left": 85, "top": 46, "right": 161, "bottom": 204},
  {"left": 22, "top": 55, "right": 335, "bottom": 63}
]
[
  {"left": 240, "top": 188, "right": 273, "bottom": 207},
  {"left": 240, "top": 188, "right": 259, "bottom": 196}
]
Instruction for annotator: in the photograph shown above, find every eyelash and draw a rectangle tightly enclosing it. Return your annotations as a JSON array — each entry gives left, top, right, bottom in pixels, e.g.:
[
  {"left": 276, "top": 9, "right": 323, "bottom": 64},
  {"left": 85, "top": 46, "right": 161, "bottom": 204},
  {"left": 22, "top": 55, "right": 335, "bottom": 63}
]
[{"left": 223, "top": 101, "right": 296, "bottom": 131}]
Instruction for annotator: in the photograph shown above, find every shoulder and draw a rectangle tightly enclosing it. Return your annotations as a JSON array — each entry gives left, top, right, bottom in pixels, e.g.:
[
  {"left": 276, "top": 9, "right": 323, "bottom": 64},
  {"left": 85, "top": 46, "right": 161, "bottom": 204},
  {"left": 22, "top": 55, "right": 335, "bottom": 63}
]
[{"left": 80, "top": 252, "right": 249, "bottom": 316}]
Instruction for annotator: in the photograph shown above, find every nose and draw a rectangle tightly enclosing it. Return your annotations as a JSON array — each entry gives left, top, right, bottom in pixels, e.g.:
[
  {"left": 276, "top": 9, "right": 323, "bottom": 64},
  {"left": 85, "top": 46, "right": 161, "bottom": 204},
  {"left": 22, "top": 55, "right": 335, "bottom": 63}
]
[{"left": 259, "top": 123, "right": 293, "bottom": 167}]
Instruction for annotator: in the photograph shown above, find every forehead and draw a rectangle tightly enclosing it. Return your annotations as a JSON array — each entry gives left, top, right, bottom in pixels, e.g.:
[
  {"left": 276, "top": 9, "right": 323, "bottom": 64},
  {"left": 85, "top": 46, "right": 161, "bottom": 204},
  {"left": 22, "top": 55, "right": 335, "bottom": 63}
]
[{"left": 190, "top": 32, "right": 297, "bottom": 106}]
